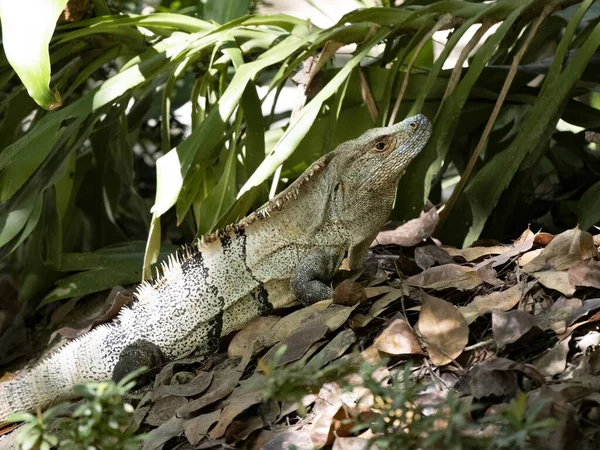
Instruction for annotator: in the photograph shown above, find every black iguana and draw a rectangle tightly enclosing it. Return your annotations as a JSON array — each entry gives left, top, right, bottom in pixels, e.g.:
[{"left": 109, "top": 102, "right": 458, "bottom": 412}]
[{"left": 0, "top": 114, "right": 432, "bottom": 425}]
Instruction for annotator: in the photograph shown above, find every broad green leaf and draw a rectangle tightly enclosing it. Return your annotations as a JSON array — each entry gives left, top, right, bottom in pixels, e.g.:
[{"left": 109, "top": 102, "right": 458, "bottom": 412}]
[
  {"left": 42, "top": 242, "right": 177, "bottom": 304},
  {"left": 444, "top": 20, "right": 600, "bottom": 247},
  {"left": 394, "top": 1, "right": 531, "bottom": 220},
  {"left": 204, "top": 0, "right": 251, "bottom": 24},
  {"left": 0, "top": 0, "right": 67, "bottom": 109},
  {"left": 579, "top": 180, "right": 600, "bottom": 230},
  {"left": 239, "top": 27, "right": 391, "bottom": 196},
  {"left": 161, "top": 34, "right": 307, "bottom": 220}
]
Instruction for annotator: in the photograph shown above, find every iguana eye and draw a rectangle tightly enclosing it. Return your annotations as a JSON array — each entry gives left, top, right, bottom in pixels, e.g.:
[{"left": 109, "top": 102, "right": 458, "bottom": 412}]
[{"left": 374, "top": 141, "right": 386, "bottom": 151}]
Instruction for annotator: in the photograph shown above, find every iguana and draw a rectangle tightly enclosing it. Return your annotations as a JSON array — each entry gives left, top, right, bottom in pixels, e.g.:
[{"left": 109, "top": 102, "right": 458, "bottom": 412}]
[{"left": 0, "top": 114, "right": 432, "bottom": 425}]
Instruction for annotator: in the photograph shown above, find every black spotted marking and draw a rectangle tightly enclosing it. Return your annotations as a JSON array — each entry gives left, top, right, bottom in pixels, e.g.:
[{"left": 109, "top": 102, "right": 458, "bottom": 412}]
[
  {"left": 236, "top": 228, "right": 274, "bottom": 315},
  {"left": 181, "top": 250, "right": 210, "bottom": 279},
  {"left": 220, "top": 233, "right": 232, "bottom": 253},
  {"left": 207, "top": 296, "right": 225, "bottom": 351}
]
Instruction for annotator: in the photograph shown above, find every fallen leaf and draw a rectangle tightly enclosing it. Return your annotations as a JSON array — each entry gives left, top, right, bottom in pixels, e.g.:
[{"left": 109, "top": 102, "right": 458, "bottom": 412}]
[
  {"left": 225, "top": 416, "right": 264, "bottom": 443},
  {"left": 177, "top": 362, "right": 245, "bottom": 417},
  {"left": 372, "top": 208, "right": 439, "bottom": 247},
  {"left": 228, "top": 316, "right": 280, "bottom": 358},
  {"left": 151, "top": 371, "right": 213, "bottom": 401},
  {"left": 142, "top": 416, "right": 184, "bottom": 450},
  {"left": 443, "top": 245, "right": 511, "bottom": 262},
  {"left": 145, "top": 396, "right": 189, "bottom": 427},
  {"left": 492, "top": 311, "right": 540, "bottom": 347},
  {"left": 407, "top": 264, "right": 484, "bottom": 291},
  {"left": 533, "top": 336, "right": 571, "bottom": 377},
  {"left": 333, "top": 437, "right": 377, "bottom": 450},
  {"left": 534, "top": 297, "right": 582, "bottom": 334},
  {"left": 183, "top": 409, "right": 221, "bottom": 445},
  {"left": 310, "top": 382, "right": 343, "bottom": 447},
  {"left": 568, "top": 260, "right": 600, "bottom": 289},
  {"left": 523, "top": 227, "right": 596, "bottom": 272},
  {"left": 333, "top": 280, "right": 367, "bottom": 306},
  {"left": 476, "top": 262, "right": 501, "bottom": 286},
  {"left": 479, "top": 228, "right": 536, "bottom": 268},
  {"left": 262, "top": 322, "right": 329, "bottom": 366},
  {"left": 531, "top": 270, "right": 576, "bottom": 297},
  {"left": 414, "top": 245, "right": 454, "bottom": 270},
  {"left": 469, "top": 284, "right": 522, "bottom": 316},
  {"left": 459, "top": 358, "right": 544, "bottom": 399},
  {"left": 350, "top": 289, "right": 404, "bottom": 328},
  {"left": 416, "top": 293, "right": 469, "bottom": 366},
  {"left": 262, "top": 300, "right": 337, "bottom": 346},
  {"left": 373, "top": 319, "right": 423, "bottom": 356},
  {"left": 261, "top": 431, "right": 314, "bottom": 450},
  {"left": 305, "top": 329, "right": 357, "bottom": 371},
  {"left": 209, "top": 391, "right": 263, "bottom": 439},
  {"left": 519, "top": 249, "right": 542, "bottom": 267}
]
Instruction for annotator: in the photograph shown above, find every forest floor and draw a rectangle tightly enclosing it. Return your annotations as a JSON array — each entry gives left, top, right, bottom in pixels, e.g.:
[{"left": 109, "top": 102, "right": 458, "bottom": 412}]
[{"left": 2, "top": 206, "right": 600, "bottom": 449}]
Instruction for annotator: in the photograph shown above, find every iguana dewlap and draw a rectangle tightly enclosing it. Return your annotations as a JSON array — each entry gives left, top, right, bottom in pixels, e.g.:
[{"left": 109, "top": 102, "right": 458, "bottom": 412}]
[{"left": 0, "top": 115, "right": 432, "bottom": 425}]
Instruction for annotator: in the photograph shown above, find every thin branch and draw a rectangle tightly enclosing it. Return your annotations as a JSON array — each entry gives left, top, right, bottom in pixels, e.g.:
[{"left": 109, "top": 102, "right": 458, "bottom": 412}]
[
  {"left": 438, "top": 6, "right": 553, "bottom": 227},
  {"left": 439, "top": 19, "right": 494, "bottom": 111},
  {"left": 388, "top": 13, "right": 454, "bottom": 125}
]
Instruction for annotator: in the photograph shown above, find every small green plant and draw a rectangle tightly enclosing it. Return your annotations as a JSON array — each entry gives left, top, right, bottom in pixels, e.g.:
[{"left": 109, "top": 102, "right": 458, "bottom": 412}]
[
  {"left": 263, "top": 356, "right": 559, "bottom": 450},
  {"left": 8, "top": 369, "right": 147, "bottom": 450}
]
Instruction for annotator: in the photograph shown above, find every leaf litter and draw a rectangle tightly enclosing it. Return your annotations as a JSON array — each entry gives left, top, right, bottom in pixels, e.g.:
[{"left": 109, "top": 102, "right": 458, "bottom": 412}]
[{"left": 4, "top": 226, "right": 600, "bottom": 448}]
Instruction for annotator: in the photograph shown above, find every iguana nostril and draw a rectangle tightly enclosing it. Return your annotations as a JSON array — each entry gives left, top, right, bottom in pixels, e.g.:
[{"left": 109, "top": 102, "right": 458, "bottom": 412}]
[{"left": 410, "top": 122, "right": 418, "bottom": 130}]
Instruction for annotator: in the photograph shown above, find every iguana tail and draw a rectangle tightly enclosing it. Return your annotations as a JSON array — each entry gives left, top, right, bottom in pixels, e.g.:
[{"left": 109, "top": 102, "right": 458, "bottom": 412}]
[{"left": 0, "top": 323, "right": 126, "bottom": 426}]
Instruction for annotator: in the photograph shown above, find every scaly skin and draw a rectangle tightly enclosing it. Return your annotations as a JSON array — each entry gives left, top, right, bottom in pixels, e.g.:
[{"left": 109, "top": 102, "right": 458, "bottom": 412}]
[{"left": 0, "top": 114, "right": 432, "bottom": 425}]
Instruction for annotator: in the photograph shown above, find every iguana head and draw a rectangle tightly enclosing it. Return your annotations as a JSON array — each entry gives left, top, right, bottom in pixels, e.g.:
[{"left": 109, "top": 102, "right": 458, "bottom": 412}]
[{"left": 328, "top": 114, "right": 432, "bottom": 211}]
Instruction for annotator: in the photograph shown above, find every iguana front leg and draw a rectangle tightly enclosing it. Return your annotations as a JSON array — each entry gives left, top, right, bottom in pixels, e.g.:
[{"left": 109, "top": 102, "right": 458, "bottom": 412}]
[{"left": 291, "top": 248, "right": 343, "bottom": 306}]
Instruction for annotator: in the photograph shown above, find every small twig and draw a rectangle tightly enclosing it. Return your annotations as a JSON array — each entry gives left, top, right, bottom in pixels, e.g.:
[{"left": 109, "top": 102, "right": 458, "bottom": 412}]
[
  {"left": 388, "top": 13, "right": 454, "bottom": 125},
  {"left": 464, "top": 338, "right": 495, "bottom": 352},
  {"left": 439, "top": 19, "right": 494, "bottom": 111},
  {"left": 438, "top": 6, "right": 553, "bottom": 226}
]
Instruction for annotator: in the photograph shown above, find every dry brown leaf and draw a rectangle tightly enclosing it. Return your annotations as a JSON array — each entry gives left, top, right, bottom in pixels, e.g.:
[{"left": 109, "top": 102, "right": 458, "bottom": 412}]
[
  {"left": 209, "top": 391, "right": 263, "bottom": 439},
  {"left": 142, "top": 416, "right": 184, "bottom": 450},
  {"left": 443, "top": 245, "right": 511, "bottom": 262},
  {"left": 261, "top": 300, "right": 330, "bottom": 346},
  {"left": 568, "top": 260, "right": 600, "bottom": 289},
  {"left": 225, "top": 416, "right": 264, "bottom": 443},
  {"left": 519, "top": 249, "right": 542, "bottom": 267},
  {"left": 262, "top": 322, "right": 329, "bottom": 366},
  {"left": 523, "top": 227, "right": 596, "bottom": 272},
  {"left": 477, "top": 228, "right": 536, "bottom": 268},
  {"left": 373, "top": 319, "right": 423, "bottom": 356},
  {"left": 305, "top": 329, "right": 357, "bottom": 371},
  {"left": 533, "top": 336, "right": 571, "bottom": 377},
  {"left": 414, "top": 245, "right": 454, "bottom": 270},
  {"left": 333, "top": 436, "right": 376, "bottom": 450},
  {"left": 534, "top": 297, "right": 582, "bottom": 334},
  {"left": 333, "top": 279, "right": 367, "bottom": 306},
  {"left": 183, "top": 409, "right": 221, "bottom": 445},
  {"left": 416, "top": 293, "right": 469, "bottom": 366},
  {"left": 151, "top": 371, "right": 213, "bottom": 401},
  {"left": 371, "top": 208, "right": 438, "bottom": 247},
  {"left": 350, "top": 289, "right": 404, "bottom": 328},
  {"left": 228, "top": 316, "right": 280, "bottom": 358},
  {"left": 459, "top": 358, "right": 544, "bottom": 399},
  {"left": 492, "top": 311, "right": 539, "bottom": 347},
  {"left": 531, "top": 270, "right": 576, "bottom": 297},
  {"left": 309, "top": 382, "right": 344, "bottom": 447},
  {"left": 407, "top": 264, "right": 483, "bottom": 291},
  {"left": 470, "top": 284, "right": 522, "bottom": 316},
  {"left": 145, "top": 396, "right": 188, "bottom": 427},
  {"left": 177, "top": 366, "right": 244, "bottom": 417},
  {"left": 476, "top": 262, "right": 501, "bottom": 286}
]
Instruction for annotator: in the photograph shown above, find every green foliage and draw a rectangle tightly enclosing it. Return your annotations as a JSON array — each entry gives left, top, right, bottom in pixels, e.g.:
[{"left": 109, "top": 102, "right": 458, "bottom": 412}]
[
  {"left": 0, "top": 0, "right": 599, "bottom": 308},
  {"left": 8, "top": 369, "right": 146, "bottom": 450},
  {"left": 262, "top": 358, "right": 558, "bottom": 450}
]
